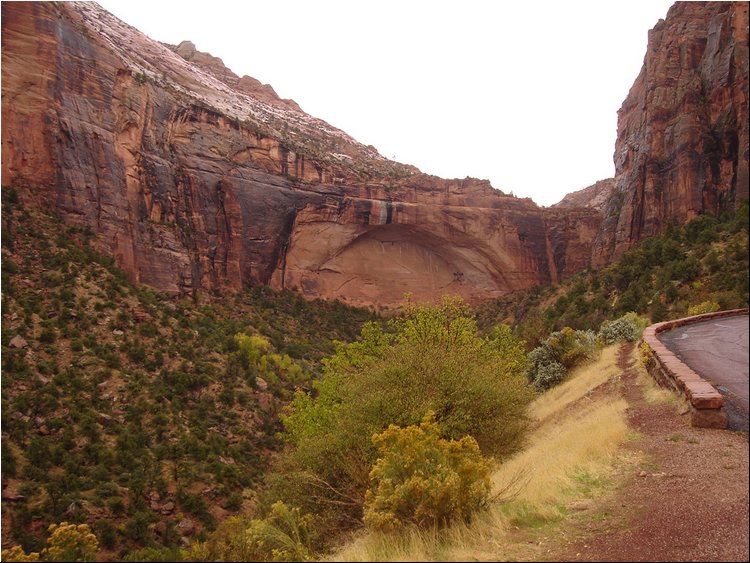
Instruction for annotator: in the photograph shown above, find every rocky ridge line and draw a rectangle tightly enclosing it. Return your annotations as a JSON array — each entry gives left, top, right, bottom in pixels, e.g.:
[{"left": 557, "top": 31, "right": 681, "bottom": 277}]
[{"left": 2, "top": 1, "right": 604, "bottom": 308}]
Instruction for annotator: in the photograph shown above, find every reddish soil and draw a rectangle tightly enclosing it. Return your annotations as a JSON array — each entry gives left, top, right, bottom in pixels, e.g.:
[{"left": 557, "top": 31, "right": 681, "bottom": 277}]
[{"left": 548, "top": 342, "right": 749, "bottom": 562}]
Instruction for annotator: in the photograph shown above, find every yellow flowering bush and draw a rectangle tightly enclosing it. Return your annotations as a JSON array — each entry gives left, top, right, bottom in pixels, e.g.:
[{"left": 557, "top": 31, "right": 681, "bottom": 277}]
[
  {"left": 1, "top": 523, "right": 98, "bottom": 563},
  {"left": 364, "top": 413, "right": 492, "bottom": 532}
]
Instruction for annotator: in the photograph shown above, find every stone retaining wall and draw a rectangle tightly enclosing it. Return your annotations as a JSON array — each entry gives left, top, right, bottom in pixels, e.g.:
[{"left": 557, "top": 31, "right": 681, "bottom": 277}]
[{"left": 640, "top": 309, "right": 749, "bottom": 429}]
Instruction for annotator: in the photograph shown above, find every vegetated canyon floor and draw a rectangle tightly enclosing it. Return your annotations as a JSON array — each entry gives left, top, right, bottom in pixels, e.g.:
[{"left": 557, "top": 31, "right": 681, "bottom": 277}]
[{"left": 536, "top": 343, "right": 749, "bottom": 563}]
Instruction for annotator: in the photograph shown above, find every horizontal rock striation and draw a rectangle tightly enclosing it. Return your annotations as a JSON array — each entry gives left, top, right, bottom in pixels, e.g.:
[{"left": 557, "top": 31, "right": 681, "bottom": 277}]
[
  {"left": 1, "top": 2, "right": 600, "bottom": 308},
  {"left": 270, "top": 177, "right": 604, "bottom": 309}
]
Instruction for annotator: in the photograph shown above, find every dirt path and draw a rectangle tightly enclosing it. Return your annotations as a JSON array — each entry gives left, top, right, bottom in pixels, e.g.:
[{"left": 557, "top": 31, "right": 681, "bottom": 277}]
[{"left": 546, "top": 342, "right": 749, "bottom": 562}]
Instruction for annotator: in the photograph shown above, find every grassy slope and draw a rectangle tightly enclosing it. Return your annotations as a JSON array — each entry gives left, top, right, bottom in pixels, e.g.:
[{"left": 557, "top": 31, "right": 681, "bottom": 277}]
[
  {"left": 0, "top": 195, "right": 375, "bottom": 557},
  {"left": 328, "top": 345, "right": 654, "bottom": 562}
]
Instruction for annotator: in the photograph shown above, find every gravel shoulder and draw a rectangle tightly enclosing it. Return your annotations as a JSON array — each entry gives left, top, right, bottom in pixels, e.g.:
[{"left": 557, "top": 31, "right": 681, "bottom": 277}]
[{"left": 546, "top": 342, "right": 749, "bottom": 562}]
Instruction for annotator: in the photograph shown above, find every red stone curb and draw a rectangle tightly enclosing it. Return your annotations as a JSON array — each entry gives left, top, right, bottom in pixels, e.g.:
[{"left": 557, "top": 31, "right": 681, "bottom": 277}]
[{"left": 640, "top": 308, "right": 749, "bottom": 429}]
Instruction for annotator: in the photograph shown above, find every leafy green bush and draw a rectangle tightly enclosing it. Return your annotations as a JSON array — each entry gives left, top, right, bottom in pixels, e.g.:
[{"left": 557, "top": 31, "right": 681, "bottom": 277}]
[
  {"left": 363, "top": 414, "right": 492, "bottom": 532},
  {"left": 1, "top": 523, "right": 98, "bottom": 562},
  {"left": 527, "top": 327, "right": 599, "bottom": 390},
  {"left": 275, "top": 297, "right": 533, "bottom": 531},
  {"left": 186, "top": 503, "right": 315, "bottom": 562},
  {"left": 528, "top": 356, "right": 567, "bottom": 390},
  {"left": 92, "top": 519, "right": 117, "bottom": 550},
  {"left": 687, "top": 300, "right": 721, "bottom": 316},
  {"left": 243, "top": 502, "right": 315, "bottom": 562},
  {"left": 123, "top": 510, "right": 157, "bottom": 544},
  {"left": 547, "top": 327, "right": 598, "bottom": 368},
  {"left": 2, "top": 440, "right": 17, "bottom": 478},
  {"left": 598, "top": 312, "right": 649, "bottom": 344},
  {"left": 39, "top": 327, "right": 56, "bottom": 344}
]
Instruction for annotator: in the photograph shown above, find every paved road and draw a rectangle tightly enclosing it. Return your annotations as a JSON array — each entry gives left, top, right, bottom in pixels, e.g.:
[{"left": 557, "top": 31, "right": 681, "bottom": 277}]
[{"left": 658, "top": 315, "right": 749, "bottom": 425}]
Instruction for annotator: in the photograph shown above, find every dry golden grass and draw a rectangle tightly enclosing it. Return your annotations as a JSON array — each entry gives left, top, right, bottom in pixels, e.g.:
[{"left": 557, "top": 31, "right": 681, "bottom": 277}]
[
  {"left": 327, "top": 345, "right": 632, "bottom": 562},
  {"left": 632, "top": 348, "right": 686, "bottom": 408},
  {"left": 529, "top": 345, "right": 619, "bottom": 422},
  {"left": 492, "top": 397, "right": 628, "bottom": 519}
]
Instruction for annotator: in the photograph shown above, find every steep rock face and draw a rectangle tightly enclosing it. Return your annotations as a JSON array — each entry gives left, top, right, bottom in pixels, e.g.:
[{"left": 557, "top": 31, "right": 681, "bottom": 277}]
[
  {"left": 271, "top": 177, "right": 602, "bottom": 309},
  {"left": 1, "top": 2, "right": 600, "bottom": 308},
  {"left": 594, "top": 1, "right": 749, "bottom": 267},
  {"left": 552, "top": 178, "right": 615, "bottom": 212}
]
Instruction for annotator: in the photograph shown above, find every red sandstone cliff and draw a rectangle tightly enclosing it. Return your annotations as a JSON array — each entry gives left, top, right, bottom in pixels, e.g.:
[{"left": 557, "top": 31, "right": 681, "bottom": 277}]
[
  {"left": 552, "top": 178, "right": 615, "bottom": 213},
  {"left": 593, "top": 1, "right": 749, "bottom": 267},
  {"left": 1, "top": 1, "right": 600, "bottom": 309}
]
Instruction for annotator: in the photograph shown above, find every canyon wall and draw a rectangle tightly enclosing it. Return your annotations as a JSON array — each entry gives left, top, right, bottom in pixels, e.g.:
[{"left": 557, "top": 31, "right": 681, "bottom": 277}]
[
  {"left": 594, "top": 1, "right": 749, "bottom": 266},
  {"left": 552, "top": 178, "right": 615, "bottom": 212},
  {"left": 5, "top": 2, "right": 746, "bottom": 307},
  {"left": 1, "top": 2, "right": 599, "bottom": 309}
]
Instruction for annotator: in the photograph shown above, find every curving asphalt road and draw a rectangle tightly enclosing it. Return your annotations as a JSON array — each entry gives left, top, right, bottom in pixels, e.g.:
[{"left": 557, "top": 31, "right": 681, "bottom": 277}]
[{"left": 658, "top": 314, "right": 749, "bottom": 428}]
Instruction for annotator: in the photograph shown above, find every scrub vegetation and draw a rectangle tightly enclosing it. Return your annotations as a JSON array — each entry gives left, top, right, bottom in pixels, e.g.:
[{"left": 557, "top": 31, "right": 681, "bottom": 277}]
[
  {"left": 477, "top": 202, "right": 749, "bottom": 346},
  {"left": 2, "top": 190, "right": 747, "bottom": 561}
]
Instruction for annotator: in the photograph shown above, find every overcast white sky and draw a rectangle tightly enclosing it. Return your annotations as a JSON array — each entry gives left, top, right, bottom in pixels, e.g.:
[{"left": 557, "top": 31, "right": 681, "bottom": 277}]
[{"left": 98, "top": 0, "right": 674, "bottom": 206}]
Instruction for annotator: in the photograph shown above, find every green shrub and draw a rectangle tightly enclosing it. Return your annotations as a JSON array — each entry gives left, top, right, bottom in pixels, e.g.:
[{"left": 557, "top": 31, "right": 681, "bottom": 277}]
[
  {"left": 528, "top": 357, "right": 567, "bottom": 390},
  {"left": 92, "top": 519, "right": 117, "bottom": 550},
  {"left": 276, "top": 297, "right": 533, "bottom": 531},
  {"left": 186, "top": 503, "right": 315, "bottom": 562},
  {"left": 39, "top": 327, "right": 56, "bottom": 344},
  {"left": 687, "top": 300, "right": 721, "bottom": 316},
  {"left": 123, "top": 511, "right": 156, "bottom": 543},
  {"left": 5, "top": 187, "right": 19, "bottom": 205},
  {"left": 363, "top": 413, "right": 492, "bottom": 532},
  {"left": 527, "top": 327, "right": 599, "bottom": 390},
  {"left": 1, "top": 522, "right": 99, "bottom": 562},
  {"left": 598, "top": 312, "right": 649, "bottom": 344},
  {"left": 2, "top": 440, "right": 17, "bottom": 478},
  {"left": 182, "top": 516, "right": 247, "bottom": 561},
  {"left": 106, "top": 496, "right": 125, "bottom": 515},
  {"left": 546, "top": 327, "right": 597, "bottom": 369},
  {"left": 224, "top": 492, "right": 243, "bottom": 512},
  {"left": 243, "top": 502, "right": 315, "bottom": 562}
]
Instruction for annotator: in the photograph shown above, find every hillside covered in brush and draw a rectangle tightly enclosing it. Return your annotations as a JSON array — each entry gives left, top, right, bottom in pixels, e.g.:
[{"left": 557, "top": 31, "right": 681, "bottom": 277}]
[
  {"left": 1, "top": 190, "right": 374, "bottom": 557},
  {"left": 477, "top": 202, "right": 749, "bottom": 346}
]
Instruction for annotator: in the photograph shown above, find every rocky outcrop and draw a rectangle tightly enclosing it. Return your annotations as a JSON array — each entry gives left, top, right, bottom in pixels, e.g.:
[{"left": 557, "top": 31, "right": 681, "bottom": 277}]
[
  {"left": 594, "top": 1, "right": 749, "bottom": 267},
  {"left": 169, "top": 40, "right": 303, "bottom": 113},
  {"left": 270, "top": 177, "right": 603, "bottom": 309},
  {"left": 552, "top": 178, "right": 615, "bottom": 212},
  {"left": 1, "top": 2, "right": 600, "bottom": 308}
]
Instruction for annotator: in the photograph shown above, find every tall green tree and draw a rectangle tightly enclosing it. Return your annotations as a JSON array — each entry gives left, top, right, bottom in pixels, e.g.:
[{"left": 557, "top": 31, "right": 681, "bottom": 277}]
[{"left": 272, "top": 297, "right": 533, "bottom": 530}]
